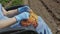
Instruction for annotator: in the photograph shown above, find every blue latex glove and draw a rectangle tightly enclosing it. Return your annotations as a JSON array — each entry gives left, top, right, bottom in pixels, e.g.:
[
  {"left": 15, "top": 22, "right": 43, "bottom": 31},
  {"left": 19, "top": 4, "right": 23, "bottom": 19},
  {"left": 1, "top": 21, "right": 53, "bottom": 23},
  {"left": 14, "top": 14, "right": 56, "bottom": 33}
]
[
  {"left": 15, "top": 12, "right": 30, "bottom": 21},
  {"left": 36, "top": 16, "right": 52, "bottom": 34},
  {"left": 18, "top": 6, "right": 30, "bottom": 13}
]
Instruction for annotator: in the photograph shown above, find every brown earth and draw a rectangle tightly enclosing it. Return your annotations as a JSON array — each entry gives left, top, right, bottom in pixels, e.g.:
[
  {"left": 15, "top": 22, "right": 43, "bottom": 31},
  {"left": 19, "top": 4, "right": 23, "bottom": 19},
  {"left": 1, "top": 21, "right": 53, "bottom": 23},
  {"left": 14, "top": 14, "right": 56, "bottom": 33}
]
[{"left": 24, "top": 0, "right": 60, "bottom": 34}]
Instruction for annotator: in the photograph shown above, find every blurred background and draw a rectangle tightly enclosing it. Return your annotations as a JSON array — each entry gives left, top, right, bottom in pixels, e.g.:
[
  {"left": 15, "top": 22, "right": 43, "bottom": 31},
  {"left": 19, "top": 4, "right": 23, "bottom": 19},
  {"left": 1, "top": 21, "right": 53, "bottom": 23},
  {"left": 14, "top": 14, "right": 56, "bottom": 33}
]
[{"left": 0, "top": 0, "right": 23, "bottom": 8}]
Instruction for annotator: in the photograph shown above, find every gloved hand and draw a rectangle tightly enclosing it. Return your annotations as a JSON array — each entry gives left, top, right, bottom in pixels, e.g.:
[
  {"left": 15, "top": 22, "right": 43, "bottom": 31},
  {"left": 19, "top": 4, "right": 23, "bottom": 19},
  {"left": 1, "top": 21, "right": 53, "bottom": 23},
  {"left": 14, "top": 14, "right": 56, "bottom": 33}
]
[
  {"left": 18, "top": 6, "right": 30, "bottom": 13},
  {"left": 15, "top": 12, "right": 30, "bottom": 21}
]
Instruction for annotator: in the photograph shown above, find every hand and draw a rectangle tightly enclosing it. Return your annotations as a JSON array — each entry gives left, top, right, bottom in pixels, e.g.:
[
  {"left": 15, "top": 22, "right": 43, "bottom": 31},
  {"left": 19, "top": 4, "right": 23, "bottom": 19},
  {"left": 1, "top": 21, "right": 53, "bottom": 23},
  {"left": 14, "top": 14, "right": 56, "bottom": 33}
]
[
  {"left": 17, "top": 6, "right": 30, "bottom": 13},
  {"left": 15, "top": 12, "right": 30, "bottom": 21}
]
